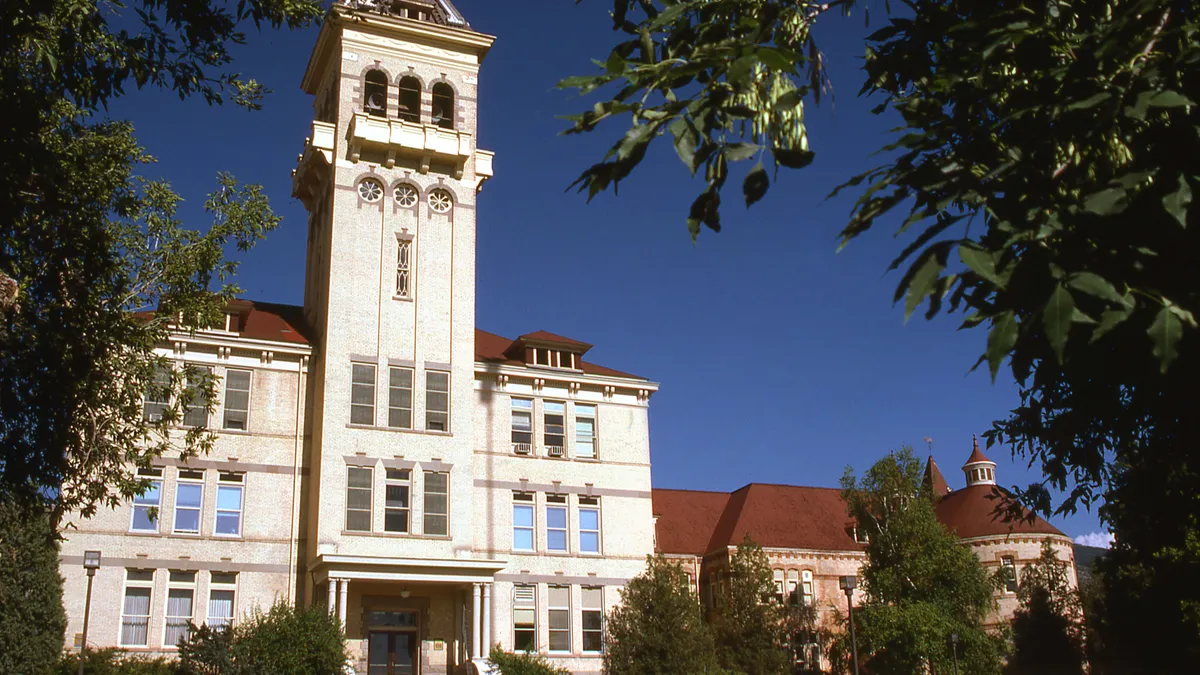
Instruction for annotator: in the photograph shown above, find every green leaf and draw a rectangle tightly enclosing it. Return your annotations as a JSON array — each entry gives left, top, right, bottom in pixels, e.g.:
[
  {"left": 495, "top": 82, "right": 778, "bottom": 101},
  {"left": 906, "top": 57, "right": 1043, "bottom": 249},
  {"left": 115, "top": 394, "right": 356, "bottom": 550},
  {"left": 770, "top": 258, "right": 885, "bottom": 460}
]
[
  {"left": 772, "top": 89, "right": 805, "bottom": 112},
  {"left": 1163, "top": 176, "right": 1192, "bottom": 227},
  {"left": 743, "top": 162, "right": 769, "bottom": 207},
  {"left": 557, "top": 75, "right": 600, "bottom": 90},
  {"left": 986, "top": 312, "right": 1018, "bottom": 381},
  {"left": 1066, "top": 92, "right": 1110, "bottom": 110},
  {"left": 1065, "top": 272, "right": 1124, "bottom": 304},
  {"left": 958, "top": 244, "right": 1004, "bottom": 288},
  {"left": 756, "top": 47, "right": 795, "bottom": 72},
  {"left": 669, "top": 119, "right": 698, "bottom": 173},
  {"left": 773, "top": 148, "right": 815, "bottom": 169},
  {"left": 1092, "top": 306, "right": 1132, "bottom": 343},
  {"left": 1147, "top": 91, "right": 1193, "bottom": 108},
  {"left": 725, "top": 143, "right": 760, "bottom": 162},
  {"left": 1149, "top": 305, "right": 1183, "bottom": 372},
  {"left": 1043, "top": 284, "right": 1075, "bottom": 364},
  {"left": 617, "top": 123, "right": 656, "bottom": 161},
  {"left": 1083, "top": 187, "right": 1126, "bottom": 215},
  {"left": 904, "top": 252, "right": 946, "bottom": 320},
  {"left": 605, "top": 50, "right": 626, "bottom": 75}
]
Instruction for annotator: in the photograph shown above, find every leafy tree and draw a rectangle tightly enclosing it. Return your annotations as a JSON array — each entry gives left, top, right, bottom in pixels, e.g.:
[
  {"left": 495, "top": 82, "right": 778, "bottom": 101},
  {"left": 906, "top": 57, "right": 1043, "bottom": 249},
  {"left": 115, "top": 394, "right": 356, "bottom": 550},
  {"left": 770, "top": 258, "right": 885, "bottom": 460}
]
[
  {"left": 488, "top": 645, "right": 571, "bottom": 675},
  {"left": 784, "top": 600, "right": 830, "bottom": 674},
  {"left": 712, "top": 536, "right": 791, "bottom": 675},
  {"left": 177, "top": 601, "right": 347, "bottom": 675},
  {"left": 0, "top": 0, "right": 321, "bottom": 523},
  {"left": 177, "top": 622, "right": 235, "bottom": 675},
  {"left": 839, "top": 447, "right": 1003, "bottom": 675},
  {"left": 56, "top": 648, "right": 178, "bottom": 675},
  {"left": 1005, "top": 541, "right": 1085, "bottom": 675},
  {"left": 0, "top": 494, "right": 66, "bottom": 675},
  {"left": 603, "top": 554, "right": 722, "bottom": 675}
]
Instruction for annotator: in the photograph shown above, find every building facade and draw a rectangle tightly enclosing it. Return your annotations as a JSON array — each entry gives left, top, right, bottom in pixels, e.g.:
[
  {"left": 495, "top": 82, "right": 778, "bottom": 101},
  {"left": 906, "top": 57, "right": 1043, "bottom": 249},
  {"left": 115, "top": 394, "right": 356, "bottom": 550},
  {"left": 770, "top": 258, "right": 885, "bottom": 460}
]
[{"left": 56, "top": 3, "right": 1077, "bottom": 675}]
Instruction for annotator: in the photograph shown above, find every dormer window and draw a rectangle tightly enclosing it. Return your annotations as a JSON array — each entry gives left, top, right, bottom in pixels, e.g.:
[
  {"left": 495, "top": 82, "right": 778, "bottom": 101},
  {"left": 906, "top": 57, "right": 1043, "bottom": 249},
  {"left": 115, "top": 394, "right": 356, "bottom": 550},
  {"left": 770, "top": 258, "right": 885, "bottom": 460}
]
[
  {"left": 225, "top": 312, "right": 247, "bottom": 333},
  {"left": 531, "top": 349, "right": 576, "bottom": 370}
]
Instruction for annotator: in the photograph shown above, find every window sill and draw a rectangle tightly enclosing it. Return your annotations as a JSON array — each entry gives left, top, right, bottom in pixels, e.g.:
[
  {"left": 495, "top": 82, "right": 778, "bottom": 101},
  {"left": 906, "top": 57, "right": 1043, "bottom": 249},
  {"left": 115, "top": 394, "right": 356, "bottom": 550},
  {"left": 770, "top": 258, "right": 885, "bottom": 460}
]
[
  {"left": 340, "top": 530, "right": 452, "bottom": 541},
  {"left": 127, "top": 529, "right": 163, "bottom": 536},
  {"left": 392, "top": 295, "right": 413, "bottom": 303},
  {"left": 218, "top": 428, "right": 252, "bottom": 436},
  {"left": 172, "top": 531, "right": 202, "bottom": 537},
  {"left": 345, "top": 423, "right": 452, "bottom": 437}
]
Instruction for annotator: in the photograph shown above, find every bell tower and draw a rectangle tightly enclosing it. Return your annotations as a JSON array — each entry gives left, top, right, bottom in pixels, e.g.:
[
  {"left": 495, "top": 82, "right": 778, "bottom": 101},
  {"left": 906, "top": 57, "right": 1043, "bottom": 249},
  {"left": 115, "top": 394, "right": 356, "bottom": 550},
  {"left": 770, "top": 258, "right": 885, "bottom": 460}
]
[{"left": 291, "top": 0, "right": 495, "bottom": 594}]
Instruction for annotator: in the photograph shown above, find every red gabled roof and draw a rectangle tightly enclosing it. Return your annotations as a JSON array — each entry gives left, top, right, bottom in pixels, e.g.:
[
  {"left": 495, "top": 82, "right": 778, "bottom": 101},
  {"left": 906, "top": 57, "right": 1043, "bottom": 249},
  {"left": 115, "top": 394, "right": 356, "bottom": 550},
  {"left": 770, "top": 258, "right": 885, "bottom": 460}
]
[
  {"left": 236, "top": 300, "right": 312, "bottom": 345},
  {"left": 964, "top": 435, "right": 994, "bottom": 466},
  {"left": 517, "top": 330, "right": 593, "bottom": 350},
  {"left": 924, "top": 457, "right": 952, "bottom": 496},
  {"left": 475, "top": 328, "right": 646, "bottom": 380},
  {"left": 935, "top": 484, "right": 1064, "bottom": 539},
  {"left": 653, "top": 489, "right": 731, "bottom": 556}
]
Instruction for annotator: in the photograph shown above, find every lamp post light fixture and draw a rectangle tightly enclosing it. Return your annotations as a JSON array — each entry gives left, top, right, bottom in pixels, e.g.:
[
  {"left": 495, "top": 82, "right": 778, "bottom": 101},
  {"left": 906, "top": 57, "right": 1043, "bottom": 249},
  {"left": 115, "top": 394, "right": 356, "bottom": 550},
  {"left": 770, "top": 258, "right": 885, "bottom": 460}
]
[
  {"left": 840, "top": 575, "right": 860, "bottom": 675},
  {"left": 950, "top": 632, "right": 960, "bottom": 675},
  {"left": 79, "top": 551, "right": 102, "bottom": 675}
]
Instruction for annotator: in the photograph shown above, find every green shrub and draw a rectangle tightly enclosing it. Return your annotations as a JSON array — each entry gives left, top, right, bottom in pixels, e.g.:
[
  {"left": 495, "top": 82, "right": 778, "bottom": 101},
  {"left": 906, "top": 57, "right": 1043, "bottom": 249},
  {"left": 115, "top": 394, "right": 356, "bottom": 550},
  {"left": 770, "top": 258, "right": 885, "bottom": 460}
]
[
  {"left": 177, "top": 601, "right": 346, "bottom": 675},
  {"left": 56, "top": 648, "right": 178, "bottom": 674},
  {"left": 487, "top": 646, "right": 569, "bottom": 675},
  {"left": 1, "top": 494, "right": 67, "bottom": 675}
]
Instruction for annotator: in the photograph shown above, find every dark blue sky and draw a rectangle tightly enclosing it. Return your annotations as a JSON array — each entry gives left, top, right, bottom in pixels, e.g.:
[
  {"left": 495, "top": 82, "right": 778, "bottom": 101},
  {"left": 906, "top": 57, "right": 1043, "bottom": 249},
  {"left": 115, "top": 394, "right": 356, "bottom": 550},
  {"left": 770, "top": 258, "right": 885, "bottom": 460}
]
[{"left": 106, "top": 1, "right": 1104, "bottom": 540}]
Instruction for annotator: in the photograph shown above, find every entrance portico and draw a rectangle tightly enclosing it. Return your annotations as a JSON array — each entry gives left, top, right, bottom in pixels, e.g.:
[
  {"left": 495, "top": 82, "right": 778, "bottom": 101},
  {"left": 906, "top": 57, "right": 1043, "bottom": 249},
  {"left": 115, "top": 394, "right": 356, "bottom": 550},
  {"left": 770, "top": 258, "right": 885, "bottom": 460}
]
[{"left": 313, "top": 555, "right": 506, "bottom": 675}]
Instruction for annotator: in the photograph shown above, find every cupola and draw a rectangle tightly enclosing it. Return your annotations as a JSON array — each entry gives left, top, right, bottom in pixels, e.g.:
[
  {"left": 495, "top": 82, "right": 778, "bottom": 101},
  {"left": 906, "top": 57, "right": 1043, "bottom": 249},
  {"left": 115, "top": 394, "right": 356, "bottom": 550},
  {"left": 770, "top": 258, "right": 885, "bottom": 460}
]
[{"left": 962, "top": 435, "right": 997, "bottom": 487}]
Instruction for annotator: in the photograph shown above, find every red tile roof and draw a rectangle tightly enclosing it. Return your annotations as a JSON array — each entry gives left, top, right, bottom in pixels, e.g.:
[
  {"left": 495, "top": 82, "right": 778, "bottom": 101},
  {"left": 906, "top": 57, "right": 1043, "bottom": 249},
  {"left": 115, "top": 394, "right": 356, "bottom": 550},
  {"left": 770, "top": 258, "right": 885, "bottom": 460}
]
[
  {"left": 964, "top": 435, "right": 994, "bottom": 466},
  {"left": 653, "top": 484, "right": 863, "bottom": 555},
  {"left": 924, "top": 457, "right": 952, "bottom": 497},
  {"left": 934, "top": 484, "right": 1064, "bottom": 539},
  {"left": 475, "top": 328, "right": 646, "bottom": 380},
  {"left": 516, "top": 330, "right": 593, "bottom": 350}
]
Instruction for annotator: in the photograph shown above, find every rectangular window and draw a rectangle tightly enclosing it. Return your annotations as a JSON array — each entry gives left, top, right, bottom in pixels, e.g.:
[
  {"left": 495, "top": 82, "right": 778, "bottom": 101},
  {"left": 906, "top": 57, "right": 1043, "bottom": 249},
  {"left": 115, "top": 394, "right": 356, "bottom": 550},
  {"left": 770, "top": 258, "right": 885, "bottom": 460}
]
[
  {"left": 351, "top": 364, "right": 376, "bottom": 426},
  {"left": 384, "top": 469, "right": 411, "bottom": 533},
  {"left": 801, "top": 570, "right": 815, "bottom": 606},
  {"left": 582, "top": 587, "right": 603, "bottom": 653},
  {"left": 512, "top": 492, "right": 535, "bottom": 552},
  {"left": 548, "top": 586, "right": 571, "bottom": 652},
  {"left": 786, "top": 570, "right": 799, "bottom": 605},
  {"left": 388, "top": 367, "right": 413, "bottom": 429},
  {"left": 544, "top": 401, "right": 565, "bottom": 452},
  {"left": 1002, "top": 556, "right": 1018, "bottom": 593},
  {"left": 579, "top": 496, "right": 601, "bottom": 554},
  {"left": 207, "top": 573, "right": 237, "bottom": 629},
  {"left": 222, "top": 369, "right": 252, "bottom": 430},
  {"left": 546, "top": 494, "right": 567, "bottom": 552},
  {"left": 215, "top": 473, "right": 244, "bottom": 537},
  {"left": 774, "top": 569, "right": 785, "bottom": 604},
  {"left": 120, "top": 570, "right": 154, "bottom": 647},
  {"left": 513, "top": 585, "right": 536, "bottom": 651},
  {"left": 173, "top": 470, "right": 204, "bottom": 534},
  {"left": 575, "top": 404, "right": 597, "bottom": 458},
  {"left": 511, "top": 398, "right": 533, "bottom": 452},
  {"left": 131, "top": 467, "right": 163, "bottom": 532},
  {"left": 346, "top": 467, "right": 373, "bottom": 532},
  {"left": 143, "top": 367, "right": 171, "bottom": 422},
  {"left": 164, "top": 571, "right": 196, "bottom": 648},
  {"left": 423, "top": 471, "right": 449, "bottom": 536},
  {"left": 425, "top": 371, "right": 449, "bottom": 432},
  {"left": 182, "top": 366, "right": 212, "bottom": 428},
  {"left": 396, "top": 238, "right": 412, "bottom": 298}
]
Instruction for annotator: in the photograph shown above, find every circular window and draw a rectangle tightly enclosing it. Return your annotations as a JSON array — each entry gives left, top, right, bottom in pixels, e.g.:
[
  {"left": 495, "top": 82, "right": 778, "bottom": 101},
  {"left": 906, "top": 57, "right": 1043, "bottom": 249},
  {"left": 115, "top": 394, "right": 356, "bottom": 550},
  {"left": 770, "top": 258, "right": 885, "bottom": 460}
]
[
  {"left": 358, "top": 179, "right": 384, "bottom": 202},
  {"left": 394, "top": 184, "right": 418, "bottom": 207},
  {"left": 428, "top": 189, "right": 453, "bottom": 213}
]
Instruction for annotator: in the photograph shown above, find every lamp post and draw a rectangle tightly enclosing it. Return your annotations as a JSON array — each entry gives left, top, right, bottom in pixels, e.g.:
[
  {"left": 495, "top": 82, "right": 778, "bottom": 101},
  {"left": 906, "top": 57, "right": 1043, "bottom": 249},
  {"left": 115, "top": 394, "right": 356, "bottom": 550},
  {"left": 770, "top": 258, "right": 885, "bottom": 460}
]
[
  {"left": 950, "top": 632, "right": 960, "bottom": 675},
  {"left": 840, "top": 575, "right": 860, "bottom": 675},
  {"left": 79, "top": 550, "right": 102, "bottom": 675}
]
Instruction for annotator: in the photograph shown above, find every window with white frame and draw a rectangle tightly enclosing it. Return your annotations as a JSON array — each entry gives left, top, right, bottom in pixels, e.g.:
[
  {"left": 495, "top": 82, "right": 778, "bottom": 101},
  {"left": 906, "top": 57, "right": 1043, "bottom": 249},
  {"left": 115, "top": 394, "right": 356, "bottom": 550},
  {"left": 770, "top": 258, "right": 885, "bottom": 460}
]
[
  {"left": 207, "top": 572, "right": 236, "bottom": 629},
  {"left": 423, "top": 470, "right": 449, "bottom": 535},
  {"left": 582, "top": 587, "right": 603, "bottom": 653},
  {"left": 574, "top": 404, "right": 597, "bottom": 458},
  {"left": 120, "top": 570, "right": 154, "bottom": 647},
  {"left": 579, "top": 496, "right": 601, "bottom": 554},
  {"left": 396, "top": 237, "right": 412, "bottom": 298},
  {"left": 1002, "top": 556, "right": 1018, "bottom": 593},
  {"left": 215, "top": 472, "right": 244, "bottom": 536},
  {"left": 548, "top": 586, "right": 571, "bottom": 652},
  {"left": 143, "top": 367, "right": 171, "bottom": 422},
  {"left": 513, "top": 585, "right": 536, "bottom": 651},
  {"left": 351, "top": 364, "right": 376, "bottom": 425},
  {"left": 182, "top": 366, "right": 212, "bottom": 427},
  {"left": 511, "top": 398, "right": 533, "bottom": 452},
  {"left": 388, "top": 367, "right": 413, "bottom": 429},
  {"left": 786, "top": 570, "right": 799, "bottom": 605},
  {"left": 774, "top": 569, "right": 785, "bottom": 604},
  {"left": 384, "top": 469, "right": 411, "bottom": 533},
  {"left": 425, "top": 371, "right": 449, "bottom": 432},
  {"left": 512, "top": 492, "right": 535, "bottom": 551},
  {"left": 801, "top": 570, "right": 815, "bottom": 606},
  {"left": 346, "top": 466, "right": 373, "bottom": 532},
  {"left": 131, "top": 467, "right": 163, "bottom": 532},
  {"left": 164, "top": 571, "right": 196, "bottom": 648},
  {"left": 222, "top": 369, "right": 251, "bottom": 430},
  {"left": 546, "top": 494, "right": 567, "bottom": 552},
  {"left": 173, "top": 469, "right": 204, "bottom": 534},
  {"left": 543, "top": 401, "right": 565, "bottom": 453}
]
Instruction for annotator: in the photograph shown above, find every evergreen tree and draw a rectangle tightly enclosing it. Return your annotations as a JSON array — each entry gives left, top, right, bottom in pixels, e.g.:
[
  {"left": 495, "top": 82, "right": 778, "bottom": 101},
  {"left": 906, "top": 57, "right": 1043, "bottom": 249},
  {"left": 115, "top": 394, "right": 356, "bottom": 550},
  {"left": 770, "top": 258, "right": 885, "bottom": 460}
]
[
  {"left": 1005, "top": 541, "right": 1085, "bottom": 675},
  {"left": 0, "top": 494, "right": 67, "bottom": 675},
  {"left": 840, "top": 447, "right": 1003, "bottom": 675},
  {"left": 603, "top": 554, "right": 721, "bottom": 675},
  {"left": 712, "top": 536, "right": 791, "bottom": 674}
]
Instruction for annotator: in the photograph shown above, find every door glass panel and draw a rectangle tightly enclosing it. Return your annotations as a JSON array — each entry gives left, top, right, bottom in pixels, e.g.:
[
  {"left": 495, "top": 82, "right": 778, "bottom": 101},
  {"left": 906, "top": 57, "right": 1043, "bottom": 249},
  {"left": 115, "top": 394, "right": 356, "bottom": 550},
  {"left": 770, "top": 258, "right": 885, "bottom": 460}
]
[
  {"left": 368, "top": 633, "right": 389, "bottom": 675},
  {"left": 395, "top": 632, "right": 415, "bottom": 674}
]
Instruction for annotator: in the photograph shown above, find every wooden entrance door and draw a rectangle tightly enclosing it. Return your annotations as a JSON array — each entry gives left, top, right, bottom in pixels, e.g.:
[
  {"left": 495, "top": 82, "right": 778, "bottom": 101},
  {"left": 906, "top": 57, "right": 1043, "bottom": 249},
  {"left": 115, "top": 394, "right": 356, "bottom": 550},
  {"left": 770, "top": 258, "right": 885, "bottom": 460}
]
[{"left": 366, "top": 611, "right": 419, "bottom": 675}]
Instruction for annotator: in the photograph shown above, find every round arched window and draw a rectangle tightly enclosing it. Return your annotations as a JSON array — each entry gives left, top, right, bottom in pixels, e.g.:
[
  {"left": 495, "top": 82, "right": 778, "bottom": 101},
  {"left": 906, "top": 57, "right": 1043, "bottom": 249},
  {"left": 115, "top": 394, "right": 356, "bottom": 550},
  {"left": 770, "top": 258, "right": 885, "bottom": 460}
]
[
  {"left": 358, "top": 179, "right": 384, "bottom": 202},
  {"left": 394, "top": 184, "right": 418, "bottom": 207},
  {"left": 428, "top": 189, "right": 453, "bottom": 213}
]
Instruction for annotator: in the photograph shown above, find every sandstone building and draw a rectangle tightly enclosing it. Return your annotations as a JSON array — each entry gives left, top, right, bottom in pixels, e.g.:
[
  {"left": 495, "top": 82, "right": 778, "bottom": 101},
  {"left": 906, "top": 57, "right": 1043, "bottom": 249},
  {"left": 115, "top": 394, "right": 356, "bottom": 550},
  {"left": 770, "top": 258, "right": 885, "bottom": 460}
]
[{"left": 56, "top": 3, "right": 1077, "bottom": 674}]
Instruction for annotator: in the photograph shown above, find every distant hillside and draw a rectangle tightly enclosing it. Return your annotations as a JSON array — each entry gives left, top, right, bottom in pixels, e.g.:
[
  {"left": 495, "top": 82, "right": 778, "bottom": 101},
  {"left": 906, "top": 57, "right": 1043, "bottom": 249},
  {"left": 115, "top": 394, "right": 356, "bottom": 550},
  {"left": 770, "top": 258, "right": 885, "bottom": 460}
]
[{"left": 1074, "top": 544, "right": 1108, "bottom": 586}]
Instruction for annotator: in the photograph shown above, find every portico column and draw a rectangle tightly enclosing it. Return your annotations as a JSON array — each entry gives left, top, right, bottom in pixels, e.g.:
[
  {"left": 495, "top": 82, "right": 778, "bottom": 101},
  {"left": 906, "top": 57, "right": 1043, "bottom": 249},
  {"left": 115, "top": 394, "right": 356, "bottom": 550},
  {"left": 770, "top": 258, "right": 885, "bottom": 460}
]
[
  {"left": 327, "top": 577, "right": 337, "bottom": 615},
  {"left": 471, "top": 583, "right": 482, "bottom": 658},
  {"left": 481, "top": 583, "right": 492, "bottom": 655},
  {"left": 338, "top": 578, "right": 349, "bottom": 629}
]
